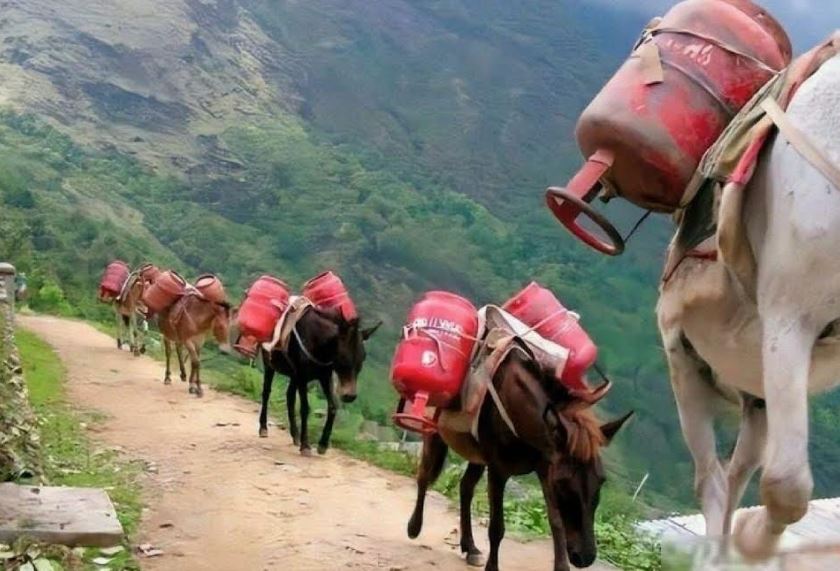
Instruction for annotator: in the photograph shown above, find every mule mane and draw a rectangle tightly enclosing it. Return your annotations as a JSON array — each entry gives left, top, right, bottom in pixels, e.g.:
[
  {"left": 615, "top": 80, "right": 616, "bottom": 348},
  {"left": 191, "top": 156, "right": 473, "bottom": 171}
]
[{"left": 562, "top": 406, "right": 605, "bottom": 463}]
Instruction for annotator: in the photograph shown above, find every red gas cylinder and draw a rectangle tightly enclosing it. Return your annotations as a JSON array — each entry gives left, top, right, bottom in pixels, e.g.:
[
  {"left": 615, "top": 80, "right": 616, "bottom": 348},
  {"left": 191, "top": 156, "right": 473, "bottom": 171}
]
[
  {"left": 391, "top": 291, "right": 478, "bottom": 434},
  {"left": 302, "top": 271, "right": 357, "bottom": 320},
  {"left": 545, "top": 0, "right": 791, "bottom": 255},
  {"left": 195, "top": 274, "right": 226, "bottom": 304},
  {"left": 138, "top": 263, "right": 161, "bottom": 284},
  {"left": 503, "top": 282, "right": 597, "bottom": 393},
  {"left": 236, "top": 276, "right": 291, "bottom": 354},
  {"left": 99, "top": 260, "right": 130, "bottom": 301},
  {"left": 141, "top": 270, "right": 186, "bottom": 314}
]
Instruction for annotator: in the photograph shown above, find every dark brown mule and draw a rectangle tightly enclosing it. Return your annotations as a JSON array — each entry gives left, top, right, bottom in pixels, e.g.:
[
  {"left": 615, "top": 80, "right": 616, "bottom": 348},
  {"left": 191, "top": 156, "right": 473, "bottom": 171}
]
[
  {"left": 258, "top": 307, "right": 381, "bottom": 455},
  {"left": 407, "top": 344, "right": 632, "bottom": 571},
  {"left": 158, "top": 294, "right": 233, "bottom": 397}
]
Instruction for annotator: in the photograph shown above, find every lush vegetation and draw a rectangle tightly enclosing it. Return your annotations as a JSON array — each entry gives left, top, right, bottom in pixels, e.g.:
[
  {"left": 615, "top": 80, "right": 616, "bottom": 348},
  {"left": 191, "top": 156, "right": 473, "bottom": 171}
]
[{"left": 3, "top": 0, "right": 840, "bottom": 539}]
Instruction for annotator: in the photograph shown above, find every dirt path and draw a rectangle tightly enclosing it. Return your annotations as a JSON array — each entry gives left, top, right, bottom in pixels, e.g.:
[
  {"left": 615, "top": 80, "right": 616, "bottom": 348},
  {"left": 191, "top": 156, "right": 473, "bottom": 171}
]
[{"left": 19, "top": 315, "right": 612, "bottom": 571}]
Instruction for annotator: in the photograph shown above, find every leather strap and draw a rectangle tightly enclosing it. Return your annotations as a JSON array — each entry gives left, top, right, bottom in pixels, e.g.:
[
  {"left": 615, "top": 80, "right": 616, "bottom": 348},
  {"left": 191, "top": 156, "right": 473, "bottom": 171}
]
[
  {"left": 485, "top": 353, "right": 522, "bottom": 439},
  {"left": 761, "top": 97, "right": 840, "bottom": 190}
]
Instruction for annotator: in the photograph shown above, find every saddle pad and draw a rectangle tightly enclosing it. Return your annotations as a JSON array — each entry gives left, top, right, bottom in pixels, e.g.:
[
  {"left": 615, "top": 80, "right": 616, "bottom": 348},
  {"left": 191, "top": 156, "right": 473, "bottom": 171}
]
[
  {"left": 664, "top": 33, "right": 840, "bottom": 285},
  {"left": 262, "top": 296, "right": 314, "bottom": 353},
  {"left": 457, "top": 305, "right": 570, "bottom": 441}
]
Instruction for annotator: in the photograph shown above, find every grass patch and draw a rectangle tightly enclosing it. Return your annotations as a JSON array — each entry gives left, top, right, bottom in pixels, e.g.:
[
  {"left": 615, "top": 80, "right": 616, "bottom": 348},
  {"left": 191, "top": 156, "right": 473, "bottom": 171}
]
[{"left": 16, "top": 328, "right": 142, "bottom": 571}]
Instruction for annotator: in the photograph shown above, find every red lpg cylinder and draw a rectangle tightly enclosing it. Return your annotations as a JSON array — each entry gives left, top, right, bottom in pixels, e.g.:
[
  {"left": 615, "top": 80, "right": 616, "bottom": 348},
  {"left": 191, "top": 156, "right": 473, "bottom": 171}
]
[
  {"left": 545, "top": 0, "right": 791, "bottom": 255},
  {"left": 235, "top": 276, "right": 291, "bottom": 356},
  {"left": 99, "top": 260, "right": 130, "bottom": 301},
  {"left": 195, "top": 274, "right": 227, "bottom": 304},
  {"left": 141, "top": 270, "right": 186, "bottom": 314},
  {"left": 138, "top": 263, "right": 161, "bottom": 284},
  {"left": 391, "top": 291, "right": 478, "bottom": 434},
  {"left": 503, "top": 282, "right": 597, "bottom": 393},
  {"left": 302, "top": 271, "right": 357, "bottom": 320}
]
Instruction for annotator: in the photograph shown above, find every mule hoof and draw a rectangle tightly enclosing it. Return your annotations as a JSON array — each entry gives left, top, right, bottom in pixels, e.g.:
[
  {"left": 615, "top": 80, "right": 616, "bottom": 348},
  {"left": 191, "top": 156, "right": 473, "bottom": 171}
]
[
  {"left": 734, "top": 509, "right": 782, "bottom": 561},
  {"left": 407, "top": 518, "right": 422, "bottom": 539},
  {"left": 117, "top": 340, "right": 122, "bottom": 349},
  {"left": 292, "top": 436, "right": 301, "bottom": 447},
  {"left": 195, "top": 387, "right": 204, "bottom": 398},
  {"left": 300, "top": 447, "right": 313, "bottom": 457},
  {"left": 259, "top": 428, "right": 269, "bottom": 438},
  {"left": 317, "top": 444, "right": 329, "bottom": 455},
  {"left": 188, "top": 385, "right": 197, "bottom": 394},
  {"left": 180, "top": 375, "right": 187, "bottom": 383},
  {"left": 164, "top": 378, "right": 172, "bottom": 386},
  {"left": 139, "top": 346, "right": 147, "bottom": 354},
  {"left": 466, "top": 552, "right": 485, "bottom": 567}
]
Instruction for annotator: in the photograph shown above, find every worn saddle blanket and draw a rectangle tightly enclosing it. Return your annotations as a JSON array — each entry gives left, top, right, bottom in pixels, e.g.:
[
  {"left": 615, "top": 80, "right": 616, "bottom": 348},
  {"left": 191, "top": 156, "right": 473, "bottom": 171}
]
[
  {"left": 438, "top": 305, "right": 569, "bottom": 440},
  {"left": 664, "top": 33, "right": 840, "bottom": 292},
  {"left": 261, "top": 296, "right": 314, "bottom": 354}
]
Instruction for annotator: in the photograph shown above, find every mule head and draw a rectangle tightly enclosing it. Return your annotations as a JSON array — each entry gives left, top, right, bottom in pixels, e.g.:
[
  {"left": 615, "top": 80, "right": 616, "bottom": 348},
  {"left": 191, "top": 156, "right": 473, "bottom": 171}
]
[
  {"left": 332, "top": 315, "right": 382, "bottom": 403},
  {"left": 211, "top": 301, "right": 234, "bottom": 353},
  {"left": 542, "top": 404, "right": 634, "bottom": 567}
]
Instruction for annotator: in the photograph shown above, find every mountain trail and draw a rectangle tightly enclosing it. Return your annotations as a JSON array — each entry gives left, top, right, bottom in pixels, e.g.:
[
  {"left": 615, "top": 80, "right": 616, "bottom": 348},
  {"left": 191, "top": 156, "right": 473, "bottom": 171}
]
[{"left": 18, "top": 315, "right": 614, "bottom": 570}]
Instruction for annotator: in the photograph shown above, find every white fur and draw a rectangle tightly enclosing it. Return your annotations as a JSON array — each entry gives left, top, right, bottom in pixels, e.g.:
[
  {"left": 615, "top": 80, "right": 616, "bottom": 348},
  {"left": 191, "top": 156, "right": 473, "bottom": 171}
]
[{"left": 657, "top": 53, "right": 840, "bottom": 558}]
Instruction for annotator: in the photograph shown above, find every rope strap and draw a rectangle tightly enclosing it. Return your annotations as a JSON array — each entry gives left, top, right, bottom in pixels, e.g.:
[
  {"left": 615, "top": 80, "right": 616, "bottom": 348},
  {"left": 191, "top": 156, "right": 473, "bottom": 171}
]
[{"left": 761, "top": 97, "right": 840, "bottom": 191}]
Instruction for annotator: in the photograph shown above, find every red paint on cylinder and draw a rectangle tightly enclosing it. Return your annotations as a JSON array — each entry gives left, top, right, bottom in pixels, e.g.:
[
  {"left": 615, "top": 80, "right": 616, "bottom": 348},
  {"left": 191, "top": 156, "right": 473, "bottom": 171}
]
[
  {"left": 546, "top": 0, "right": 791, "bottom": 255},
  {"left": 391, "top": 291, "right": 478, "bottom": 433},
  {"left": 141, "top": 270, "right": 186, "bottom": 314},
  {"left": 503, "top": 282, "right": 597, "bottom": 393},
  {"left": 302, "top": 271, "right": 357, "bottom": 320},
  {"left": 195, "top": 274, "right": 227, "bottom": 304},
  {"left": 99, "top": 260, "right": 130, "bottom": 300},
  {"left": 236, "top": 275, "right": 291, "bottom": 344},
  {"left": 577, "top": 0, "right": 790, "bottom": 212}
]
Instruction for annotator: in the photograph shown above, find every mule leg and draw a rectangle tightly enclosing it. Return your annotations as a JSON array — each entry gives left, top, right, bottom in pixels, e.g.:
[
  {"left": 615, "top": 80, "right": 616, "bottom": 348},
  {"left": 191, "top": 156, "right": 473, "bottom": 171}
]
[
  {"left": 485, "top": 468, "right": 508, "bottom": 571},
  {"left": 129, "top": 310, "right": 142, "bottom": 356},
  {"left": 115, "top": 308, "right": 123, "bottom": 349},
  {"left": 297, "top": 380, "right": 312, "bottom": 455},
  {"left": 186, "top": 341, "right": 203, "bottom": 397},
  {"left": 317, "top": 375, "right": 338, "bottom": 455},
  {"left": 137, "top": 314, "right": 147, "bottom": 354},
  {"left": 723, "top": 396, "right": 767, "bottom": 535},
  {"left": 661, "top": 328, "right": 728, "bottom": 536},
  {"left": 259, "top": 361, "right": 275, "bottom": 438},
  {"left": 735, "top": 312, "right": 817, "bottom": 559},
  {"left": 460, "top": 463, "right": 486, "bottom": 567},
  {"left": 407, "top": 433, "right": 448, "bottom": 539},
  {"left": 128, "top": 311, "right": 139, "bottom": 356},
  {"left": 286, "top": 380, "right": 300, "bottom": 447},
  {"left": 176, "top": 344, "right": 188, "bottom": 382},
  {"left": 537, "top": 465, "right": 572, "bottom": 571},
  {"left": 163, "top": 339, "right": 173, "bottom": 385}
]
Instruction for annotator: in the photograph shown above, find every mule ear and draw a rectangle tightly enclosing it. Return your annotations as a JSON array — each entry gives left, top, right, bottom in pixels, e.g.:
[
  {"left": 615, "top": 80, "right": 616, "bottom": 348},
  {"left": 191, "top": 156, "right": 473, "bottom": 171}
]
[
  {"left": 601, "top": 411, "right": 634, "bottom": 445},
  {"left": 544, "top": 406, "right": 575, "bottom": 446},
  {"left": 361, "top": 320, "right": 383, "bottom": 341}
]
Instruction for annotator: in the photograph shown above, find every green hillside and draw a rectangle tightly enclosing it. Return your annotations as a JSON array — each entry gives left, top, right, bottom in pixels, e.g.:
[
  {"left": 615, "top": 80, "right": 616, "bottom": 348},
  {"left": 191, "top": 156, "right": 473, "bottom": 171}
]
[{"left": 3, "top": 0, "right": 840, "bottom": 514}]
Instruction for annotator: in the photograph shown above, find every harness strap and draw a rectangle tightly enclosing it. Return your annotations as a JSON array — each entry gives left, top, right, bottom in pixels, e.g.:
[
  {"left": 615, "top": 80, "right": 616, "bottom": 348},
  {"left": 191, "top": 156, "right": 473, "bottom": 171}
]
[
  {"left": 484, "top": 350, "right": 524, "bottom": 439},
  {"left": 292, "top": 324, "right": 333, "bottom": 368},
  {"left": 761, "top": 97, "right": 840, "bottom": 191}
]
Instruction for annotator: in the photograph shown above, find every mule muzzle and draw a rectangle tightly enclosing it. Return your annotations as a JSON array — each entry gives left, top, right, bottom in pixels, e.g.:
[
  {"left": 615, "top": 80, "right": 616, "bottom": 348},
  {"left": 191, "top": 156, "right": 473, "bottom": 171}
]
[{"left": 341, "top": 394, "right": 357, "bottom": 404}]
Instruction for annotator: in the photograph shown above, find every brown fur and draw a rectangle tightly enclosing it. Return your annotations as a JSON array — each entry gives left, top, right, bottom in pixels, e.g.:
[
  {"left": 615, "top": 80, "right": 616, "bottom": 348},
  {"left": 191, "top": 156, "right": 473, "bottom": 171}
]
[
  {"left": 113, "top": 272, "right": 147, "bottom": 355},
  {"left": 158, "top": 293, "right": 232, "bottom": 398},
  {"left": 408, "top": 349, "right": 632, "bottom": 571}
]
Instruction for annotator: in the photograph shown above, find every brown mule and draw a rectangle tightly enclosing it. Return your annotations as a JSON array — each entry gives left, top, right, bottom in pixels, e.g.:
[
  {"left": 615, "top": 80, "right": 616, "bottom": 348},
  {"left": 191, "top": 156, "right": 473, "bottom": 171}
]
[
  {"left": 407, "top": 343, "right": 632, "bottom": 571},
  {"left": 158, "top": 293, "right": 232, "bottom": 397},
  {"left": 114, "top": 268, "right": 154, "bottom": 356}
]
